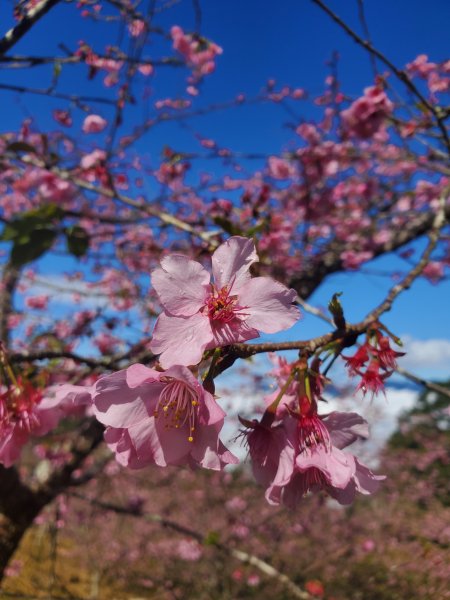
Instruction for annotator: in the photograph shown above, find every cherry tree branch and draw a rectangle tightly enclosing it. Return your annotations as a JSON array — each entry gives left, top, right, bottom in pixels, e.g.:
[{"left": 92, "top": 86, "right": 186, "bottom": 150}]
[
  {"left": 0, "top": 262, "right": 21, "bottom": 349},
  {"left": 290, "top": 204, "right": 450, "bottom": 299},
  {"left": 0, "top": 82, "right": 116, "bottom": 106},
  {"left": 220, "top": 199, "right": 446, "bottom": 368},
  {"left": 395, "top": 367, "right": 450, "bottom": 401},
  {"left": 0, "top": 0, "right": 62, "bottom": 56},
  {"left": 17, "top": 154, "right": 219, "bottom": 247}
]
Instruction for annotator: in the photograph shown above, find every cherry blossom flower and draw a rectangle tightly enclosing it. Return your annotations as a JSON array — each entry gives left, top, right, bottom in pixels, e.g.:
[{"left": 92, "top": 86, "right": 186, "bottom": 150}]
[
  {"left": 246, "top": 406, "right": 383, "bottom": 508},
  {"left": 82, "top": 114, "right": 107, "bottom": 133},
  {"left": 25, "top": 295, "right": 49, "bottom": 310},
  {"left": 150, "top": 236, "right": 300, "bottom": 368},
  {"left": 93, "top": 363, "right": 238, "bottom": 470},
  {"left": 341, "top": 86, "right": 393, "bottom": 139},
  {"left": 171, "top": 25, "right": 222, "bottom": 82},
  {"left": 52, "top": 109, "right": 72, "bottom": 127},
  {"left": 128, "top": 19, "right": 146, "bottom": 38},
  {"left": 0, "top": 381, "right": 92, "bottom": 467}
]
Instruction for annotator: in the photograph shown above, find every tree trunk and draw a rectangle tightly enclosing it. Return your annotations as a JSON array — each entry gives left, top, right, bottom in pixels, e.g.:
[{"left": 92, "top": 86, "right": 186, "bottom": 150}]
[{"left": 0, "top": 466, "right": 44, "bottom": 577}]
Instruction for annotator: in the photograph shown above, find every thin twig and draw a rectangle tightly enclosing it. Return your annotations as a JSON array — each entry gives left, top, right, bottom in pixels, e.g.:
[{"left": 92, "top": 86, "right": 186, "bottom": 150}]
[
  {"left": 0, "top": 0, "right": 61, "bottom": 56},
  {"left": 311, "top": 0, "right": 450, "bottom": 155},
  {"left": 395, "top": 367, "right": 450, "bottom": 401}
]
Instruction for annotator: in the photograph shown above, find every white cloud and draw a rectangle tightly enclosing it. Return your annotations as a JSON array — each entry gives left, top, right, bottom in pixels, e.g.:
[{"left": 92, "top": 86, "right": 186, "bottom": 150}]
[{"left": 398, "top": 336, "right": 450, "bottom": 377}]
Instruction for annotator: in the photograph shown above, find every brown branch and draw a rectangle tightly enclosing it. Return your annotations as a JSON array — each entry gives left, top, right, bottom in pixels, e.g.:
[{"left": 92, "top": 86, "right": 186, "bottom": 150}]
[
  {"left": 0, "top": 262, "right": 21, "bottom": 350},
  {"left": 0, "top": 0, "right": 62, "bottom": 56},
  {"left": 290, "top": 205, "right": 450, "bottom": 299},
  {"left": 17, "top": 154, "right": 219, "bottom": 247},
  {"left": 0, "top": 82, "right": 116, "bottom": 106},
  {"left": 396, "top": 367, "right": 450, "bottom": 401},
  {"left": 220, "top": 200, "right": 446, "bottom": 369},
  {"left": 0, "top": 54, "right": 182, "bottom": 68}
]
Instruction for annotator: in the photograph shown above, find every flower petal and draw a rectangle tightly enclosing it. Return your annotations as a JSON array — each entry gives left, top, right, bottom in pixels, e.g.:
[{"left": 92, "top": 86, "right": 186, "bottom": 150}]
[
  {"left": 151, "top": 254, "right": 210, "bottom": 316},
  {"left": 296, "top": 446, "right": 355, "bottom": 489},
  {"left": 212, "top": 236, "right": 258, "bottom": 291},
  {"left": 323, "top": 411, "right": 369, "bottom": 449},
  {"left": 353, "top": 457, "right": 386, "bottom": 494},
  {"left": 211, "top": 319, "right": 259, "bottom": 347},
  {"left": 239, "top": 277, "right": 300, "bottom": 333},
  {"left": 150, "top": 312, "right": 214, "bottom": 368},
  {"left": 93, "top": 369, "right": 160, "bottom": 428},
  {"left": 126, "top": 363, "right": 160, "bottom": 388}
]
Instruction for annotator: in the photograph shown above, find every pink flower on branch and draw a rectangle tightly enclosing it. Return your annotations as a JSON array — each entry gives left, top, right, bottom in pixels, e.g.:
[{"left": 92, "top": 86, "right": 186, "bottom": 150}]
[
  {"left": 246, "top": 407, "right": 383, "bottom": 508},
  {"left": 93, "top": 364, "right": 238, "bottom": 470},
  {"left": 82, "top": 114, "right": 107, "bottom": 133},
  {"left": 341, "top": 86, "right": 393, "bottom": 139},
  {"left": 150, "top": 237, "right": 300, "bottom": 368},
  {"left": 243, "top": 358, "right": 384, "bottom": 507},
  {"left": 0, "top": 381, "right": 92, "bottom": 467}
]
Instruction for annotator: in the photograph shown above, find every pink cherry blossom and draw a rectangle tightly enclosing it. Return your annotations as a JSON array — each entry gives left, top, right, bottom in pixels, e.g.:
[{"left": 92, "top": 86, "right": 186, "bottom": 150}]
[
  {"left": 82, "top": 114, "right": 107, "bottom": 133},
  {"left": 80, "top": 148, "right": 106, "bottom": 170},
  {"left": 128, "top": 19, "right": 146, "bottom": 38},
  {"left": 93, "top": 363, "right": 238, "bottom": 470},
  {"left": 52, "top": 109, "right": 72, "bottom": 127},
  {"left": 0, "top": 381, "right": 92, "bottom": 467},
  {"left": 341, "top": 86, "right": 393, "bottom": 139},
  {"left": 245, "top": 404, "right": 383, "bottom": 507},
  {"left": 150, "top": 237, "right": 300, "bottom": 368},
  {"left": 25, "top": 294, "right": 49, "bottom": 310}
]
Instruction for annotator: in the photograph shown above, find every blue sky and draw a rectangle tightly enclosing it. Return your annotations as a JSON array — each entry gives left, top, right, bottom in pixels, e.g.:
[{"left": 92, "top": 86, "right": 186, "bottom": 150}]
[{"left": 1, "top": 0, "right": 449, "bottom": 379}]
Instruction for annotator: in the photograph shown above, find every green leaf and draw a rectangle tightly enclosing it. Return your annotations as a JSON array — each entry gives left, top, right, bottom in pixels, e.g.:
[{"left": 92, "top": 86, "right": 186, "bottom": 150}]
[
  {"left": 10, "top": 228, "right": 57, "bottom": 266},
  {"left": 212, "top": 216, "right": 244, "bottom": 236},
  {"left": 0, "top": 204, "right": 64, "bottom": 242},
  {"left": 65, "top": 226, "right": 90, "bottom": 258},
  {"left": 203, "top": 531, "right": 220, "bottom": 546},
  {"left": 328, "top": 292, "right": 346, "bottom": 329}
]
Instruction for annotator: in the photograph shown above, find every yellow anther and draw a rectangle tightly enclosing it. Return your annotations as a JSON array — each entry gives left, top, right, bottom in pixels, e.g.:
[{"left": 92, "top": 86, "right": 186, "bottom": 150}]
[{"left": 188, "top": 436, "right": 194, "bottom": 442}]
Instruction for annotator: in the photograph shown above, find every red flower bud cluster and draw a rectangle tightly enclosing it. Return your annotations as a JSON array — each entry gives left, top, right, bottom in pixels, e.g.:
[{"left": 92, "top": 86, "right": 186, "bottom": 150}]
[{"left": 343, "top": 327, "right": 405, "bottom": 398}]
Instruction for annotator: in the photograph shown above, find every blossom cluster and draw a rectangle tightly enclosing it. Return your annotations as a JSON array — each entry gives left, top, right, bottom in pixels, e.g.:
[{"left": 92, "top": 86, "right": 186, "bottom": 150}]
[
  {"left": 171, "top": 26, "right": 223, "bottom": 83},
  {"left": 343, "top": 325, "right": 405, "bottom": 398},
  {"left": 241, "top": 356, "right": 384, "bottom": 507},
  {"left": 0, "top": 237, "right": 385, "bottom": 507}
]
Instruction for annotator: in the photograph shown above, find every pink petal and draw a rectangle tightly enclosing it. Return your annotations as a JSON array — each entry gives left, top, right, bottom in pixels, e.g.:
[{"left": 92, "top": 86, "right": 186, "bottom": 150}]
[
  {"left": 40, "top": 384, "right": 93, "bottom": 409},
  {"left": 104, "top": 427, "right": 136, "bottom": 467},
  {"left": 150, "top": 312, "right": 213, "bottom": 368},
  {"left": 189, "top": 423, "right": 231, "bottom": 470},
  {"left": 353, "top": 458, "right": 386, "bottom": 494},
  {"left": 327, "top": 480, "right": 357, "bottom": 505},
  {"left": 154, "top": 419, "right": 193, "bottom": 465},
  {"left": 93, "top": 370, "right": 160, "bottom": 428},
  {"left": 212, "top": 236, "right": 258, "bottom": 292},
  {"left": 239, "top": 277, "right": 300, "bottom": 333},
  {"left": 202, "top": 389, "right": 226, "bottom": 425},
  {"left": 151, "top": 254, "right": 209, "bottom": 316},
  {"left": 0, "top": 426, "right": 28, "bottom": 467},
  {"left": 296, "top": 446, "right": 354, "bottom": 489},
  {"left": 323, "top": 411, "right": 369, "bottom": 449},
  {"left": 211, "top": 319, "right": 259, "bottom": 347},
  {"left": 126, "top": 364, "right": 160, "bottom": 388},
  {"left": 128, "top": 417, "right": 172, "bottom": 466}
]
